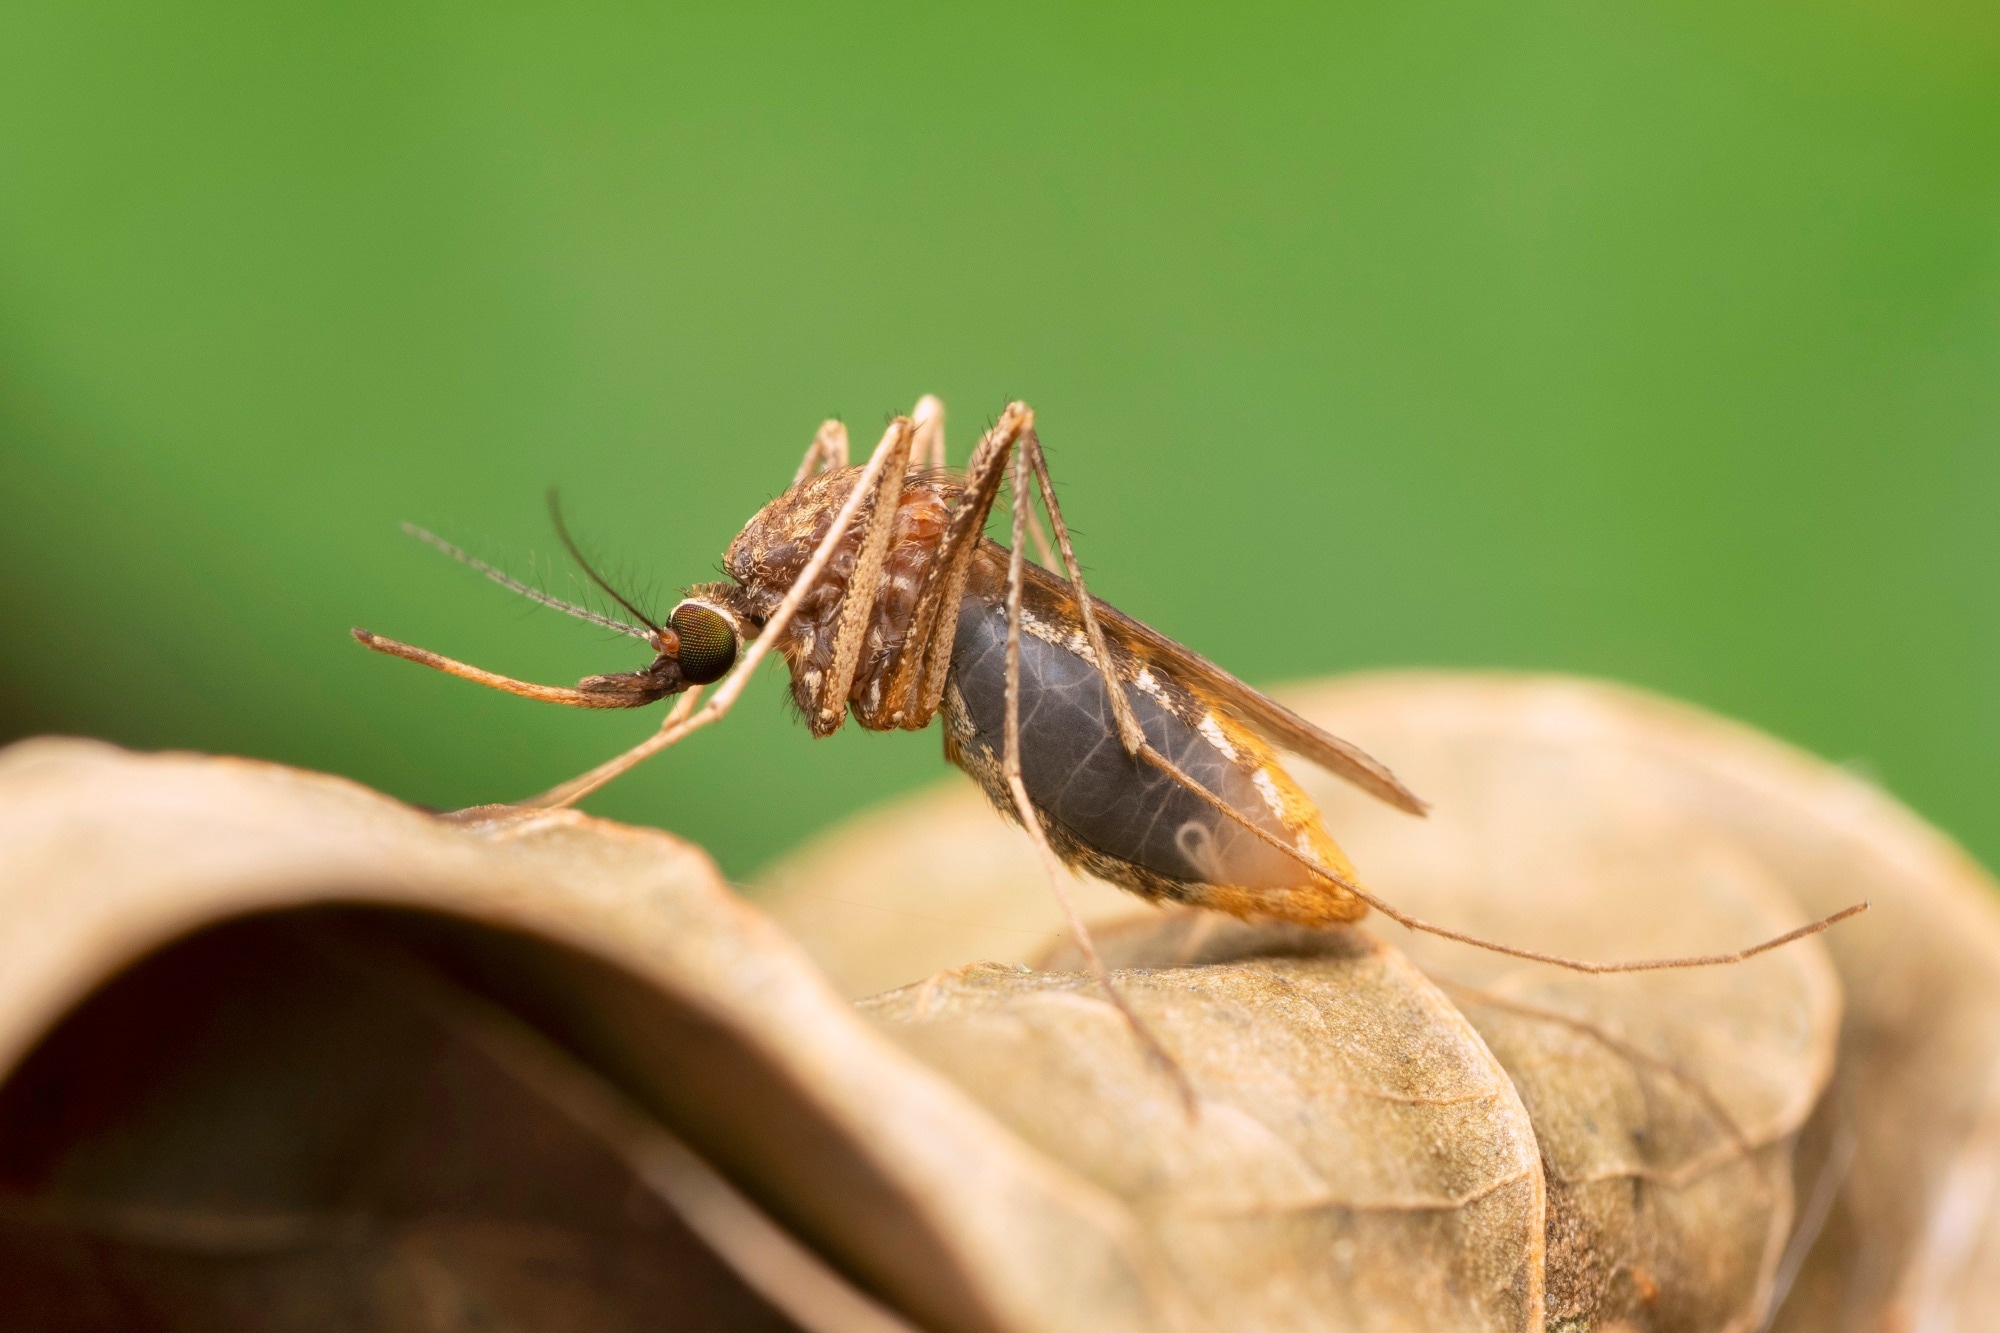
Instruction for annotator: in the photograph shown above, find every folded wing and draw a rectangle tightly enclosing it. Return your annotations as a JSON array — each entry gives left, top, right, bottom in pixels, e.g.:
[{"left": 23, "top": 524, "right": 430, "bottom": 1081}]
[{"left": 1007, "top": 553, "right": 1429, "bottom": 816}]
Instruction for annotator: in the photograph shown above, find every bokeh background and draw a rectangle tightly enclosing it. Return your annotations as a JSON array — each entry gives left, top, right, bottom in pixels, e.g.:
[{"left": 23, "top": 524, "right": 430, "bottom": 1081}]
[{"left": 2, "top": 1, "right": 1994, "bottom": 884}]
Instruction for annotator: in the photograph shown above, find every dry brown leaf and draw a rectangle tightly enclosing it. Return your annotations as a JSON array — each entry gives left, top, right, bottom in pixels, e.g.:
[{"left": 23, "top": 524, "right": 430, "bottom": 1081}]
[
  {"left": 0, "top": 739, "right": 1191, "bottom": 1332},
  {"left": 864, "top": 933, "right": 1545, "bottom": 1332},
  {"left": 757, "top": 789, "right": 1136, "bottom": 1002},
  {"left": 762, "top": 672, "right": 2000, "bottom": 1331},
  {"left": 1278, "top": 675, "right": 2000, "bottom": 1332},
  {"left": 1269, "top": 678, "right": 1844, "bottom": 1333},
  {"left": 8, "top": 670, "right": 1997, "bottom": 1331},
  {"left": 1029, "top": 904, "right": 1820, "bottom": 1333}
]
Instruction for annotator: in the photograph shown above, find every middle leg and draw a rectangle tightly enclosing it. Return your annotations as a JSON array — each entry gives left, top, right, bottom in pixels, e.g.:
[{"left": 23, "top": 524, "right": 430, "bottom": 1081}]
[{"left": 995, "top": 420, "right": 1197, "bottom": 1111}]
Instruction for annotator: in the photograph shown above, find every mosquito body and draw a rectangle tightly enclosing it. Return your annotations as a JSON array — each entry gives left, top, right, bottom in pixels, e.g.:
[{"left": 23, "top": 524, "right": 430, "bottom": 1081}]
[
  {"left": 355, "top": 395, "right": 1864, "bottom": 1068},
  {"left": 700, "top": 463, "right": 1410, "bottom": 925}
]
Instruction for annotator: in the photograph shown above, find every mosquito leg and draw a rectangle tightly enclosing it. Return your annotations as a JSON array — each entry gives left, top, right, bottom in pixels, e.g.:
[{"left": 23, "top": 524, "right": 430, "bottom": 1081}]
[
  {"left": 1020, "top": 427, "right": 1357, "bottom": 921},
  {"left": 884, "top": 402, "right": 1059, "bottom": 731},
  {"left": 792, "top": 418, "right": 851, "bottom": 486},
  {"left": 1000, "top": 434, "right": 1197, "bottom": 1115},
  {"left": 1020, "top": 430, "right": 1148, "bottom": 757},
  {"left": 526, "top": 418, "right": 917, "bottom": 809},
  {"left": 944, "top": 399, "right": 1052, "bottom": 563},
  {"left": 811, "top": 420, "right": 912, "bottom": 733},
  {"left": 525, "top": 687, "right": 707, "bottom": 808},
  {"left": 875, "top": 404, "right": 1029, "bottom": 729},
  {"left": 912, "top": 395, "right": 947, "bottom": 471},
  {"left": 658, "top": 684, "right": 704, "bottom": 730},
  {"left": 1167, "top": 909, "right": 1226, "bottom": 967},
  {"left": 910, "top": 392, "right": 1029, "bottom": 575},
  {"left": 1130, "top": 721, "right": 1868, "bottom": 972},
  {"left": 1014, "top": 475, "right": 1059, "bottom": 569},
  {"left": 1015, "top": 431, "right": 1871, "bottom": 972}
]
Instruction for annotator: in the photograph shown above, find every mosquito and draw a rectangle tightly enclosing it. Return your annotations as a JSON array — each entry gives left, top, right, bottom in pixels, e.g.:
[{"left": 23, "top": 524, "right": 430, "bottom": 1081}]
[{"left": 354, "top": 397, "right": 1865, "bottom": 1088}]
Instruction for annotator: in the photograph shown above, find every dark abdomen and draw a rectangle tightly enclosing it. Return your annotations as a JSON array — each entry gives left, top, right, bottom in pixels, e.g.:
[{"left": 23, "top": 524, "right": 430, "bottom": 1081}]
[{"left": 943, "top": 594, "right": 1316, "bottom": 901}]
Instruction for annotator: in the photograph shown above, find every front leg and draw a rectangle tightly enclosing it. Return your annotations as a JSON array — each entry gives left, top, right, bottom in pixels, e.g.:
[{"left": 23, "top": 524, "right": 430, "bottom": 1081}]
[
  {"left": 529, "top": 417, "right": 914, "bottom": 808},
  {"left": 808, "top": 418, "right": 914, "bottom": 734}
]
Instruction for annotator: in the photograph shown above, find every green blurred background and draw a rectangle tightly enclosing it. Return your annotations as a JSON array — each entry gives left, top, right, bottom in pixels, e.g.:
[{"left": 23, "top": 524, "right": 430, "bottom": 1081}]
[{"left": 2, "top": 1, "right": 1994, "bottom": 884}]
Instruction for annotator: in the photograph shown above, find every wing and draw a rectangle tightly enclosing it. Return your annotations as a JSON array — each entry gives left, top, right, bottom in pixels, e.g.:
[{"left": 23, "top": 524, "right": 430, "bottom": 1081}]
[{"left": 1004, "top": 550, "right": 1428, "bottom": 816}]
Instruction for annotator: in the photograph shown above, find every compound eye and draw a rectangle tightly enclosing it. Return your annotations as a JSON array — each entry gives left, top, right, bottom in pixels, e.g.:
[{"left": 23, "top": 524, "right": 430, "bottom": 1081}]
[{"left": 669, "top": 601, "right": 738, "bottom": 684}]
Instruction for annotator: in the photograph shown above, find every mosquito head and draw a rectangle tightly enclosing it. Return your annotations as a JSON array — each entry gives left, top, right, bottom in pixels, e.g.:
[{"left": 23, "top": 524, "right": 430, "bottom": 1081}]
[{"left": 360, "top": 521, "right": 759, "bottom": 707}]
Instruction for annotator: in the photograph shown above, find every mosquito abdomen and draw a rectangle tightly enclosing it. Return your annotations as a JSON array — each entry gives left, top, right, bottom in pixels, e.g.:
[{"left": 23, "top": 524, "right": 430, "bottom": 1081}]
[{"left": 943, "top": 594, "right": 1356, "bottom": 918}]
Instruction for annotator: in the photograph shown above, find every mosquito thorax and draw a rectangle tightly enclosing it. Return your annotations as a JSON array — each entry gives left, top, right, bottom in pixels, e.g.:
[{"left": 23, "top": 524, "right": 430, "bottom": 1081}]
[{"left": 717, "top": 465, "right": 965, "bottom": 732}]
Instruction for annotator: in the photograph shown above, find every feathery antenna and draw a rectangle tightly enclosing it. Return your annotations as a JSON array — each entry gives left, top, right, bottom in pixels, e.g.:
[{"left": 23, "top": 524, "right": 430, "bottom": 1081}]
[
  {"left": 400, "top": 522, "right": 655, "bottom": 643},
  {"left": 547, "top": 489, "right": 663, "bottom": 634}
]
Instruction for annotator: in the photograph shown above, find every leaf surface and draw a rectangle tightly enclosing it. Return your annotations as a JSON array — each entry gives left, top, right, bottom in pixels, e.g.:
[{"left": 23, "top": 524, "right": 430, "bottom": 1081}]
[
  {"left": 0, "top": 739, "right": 1189, "bottom": 1332},
  {"left": 765, "top": 672, "right": 2000, "bottom": 1329}
]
